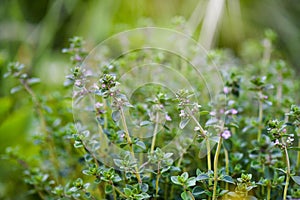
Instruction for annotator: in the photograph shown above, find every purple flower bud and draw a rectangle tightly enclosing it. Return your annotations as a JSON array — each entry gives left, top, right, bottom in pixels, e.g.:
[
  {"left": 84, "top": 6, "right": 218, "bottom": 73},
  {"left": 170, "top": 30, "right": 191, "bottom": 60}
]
[
  {"left": 165, "top": 114, "right": 172, "bottom": 121},
  {"left": 74, "top": 54, "right": 82, "bottom": 61},
  {"left": 221, "top": 130, "right": 231, "bottom": 139},
  {"left": 102, "top": 84, "right": 106, "bottom": 88},
  {"left": 223, "top": 87, "right": 229, "bottom": 94}
]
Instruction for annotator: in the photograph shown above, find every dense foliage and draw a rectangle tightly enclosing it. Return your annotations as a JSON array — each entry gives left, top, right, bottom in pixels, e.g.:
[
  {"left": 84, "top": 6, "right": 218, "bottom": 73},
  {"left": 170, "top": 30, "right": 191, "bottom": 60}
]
[{"left": 2, "top": 28, "right": 300, "bottom": 200}]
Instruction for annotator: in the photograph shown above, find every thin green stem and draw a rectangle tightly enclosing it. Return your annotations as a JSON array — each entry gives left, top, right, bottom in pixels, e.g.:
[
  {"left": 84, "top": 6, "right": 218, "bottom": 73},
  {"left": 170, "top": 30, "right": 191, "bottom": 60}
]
[
  {"left": 113, "top": 184, "right": 127, "bottom": 198},
  {"left": 155, "top": 162, "right": 161, "bottom": 199},
  {"left": 188, "top": 190, "right": 196, "bottom": 200},
  {"left": 297, "top": 145, "right": 300, "bottom": 170},
  {"left": 224, "top": 144, "right": 229, "bottom": 191},
  {"left": 283, "top": 146, "right": 290, "bottom": 200},
  {"left": 21, "top": 80, "right": 60, "bottom": 181},
  {"left": 112, "top": 183, "right": 117, "bottom": 200},
  {"left": 267, "top": 183, "right": 271, "bottom": 200},
  {"left": 185, "top": 108, "right": 209, "bottom": 170},
  {"left": 186, "top": 107, "right": 211, "bottom": 198},
  {"left": 212, "top": 136, "right": 223, "bottom": 200},
  {"left": 257, "top": 96, "right": 263, "bottom": 142},
  {"left": 151, "top": 112, "right": 160, "bottom": 154},
  {"left": 206, "top": 138, "right": 212, "bottom": 172},
  {"left": 187, "top": 108, "right": 206, "bottom": 137},
  {"left": 120, "top": 107, "right": 142, "bottom": 183}
]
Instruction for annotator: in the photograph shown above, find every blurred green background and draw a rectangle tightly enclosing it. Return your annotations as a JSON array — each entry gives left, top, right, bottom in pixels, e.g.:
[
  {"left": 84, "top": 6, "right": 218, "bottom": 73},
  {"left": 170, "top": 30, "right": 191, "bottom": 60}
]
[{"left": 0, "top": 0, "right": 300, "bottom": 199}]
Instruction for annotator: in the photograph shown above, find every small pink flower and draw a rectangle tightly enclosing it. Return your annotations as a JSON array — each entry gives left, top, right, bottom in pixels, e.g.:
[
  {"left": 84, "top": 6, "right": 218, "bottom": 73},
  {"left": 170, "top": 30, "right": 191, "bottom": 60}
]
[
  {"left": 95, "top": 102, "right": 103, "bottom": 108},
  {"left": 74, "top": 54, "right": 82, "bottom": 61},
  {"left": 282, "top": 129, "right": 287, "bottom": 133},
  {"left": 102, "top": 84, "right": 106, "bottom": 88},
  {"left": 75, "top": 80, "right": 81, "bottom": 87},
  {"left": 221, "top": 130, "right": 231, "bottom": 139},
  {"left": 179, "top": 110, "right": 185, "bottom": 117},
  {"left": 264, "top": 95, "right": 268, "bottom": 99},
  {"left": 274, "top": 139, "right": 280, "bottom": 145},
  {"left": 210, "top": 111, "right": 216, "bottom": 116},
  {"left": 231, "top": 109, "right": 238, "bottom": 115},
  {"left": 223, "top": 87, "right": 229, "bottom": 94},
  {"left": 159, "top": 104, "right": 164, "bottom": 109},
  {"left": 165, "top": 114, "right": 172, "bottom": 121}
]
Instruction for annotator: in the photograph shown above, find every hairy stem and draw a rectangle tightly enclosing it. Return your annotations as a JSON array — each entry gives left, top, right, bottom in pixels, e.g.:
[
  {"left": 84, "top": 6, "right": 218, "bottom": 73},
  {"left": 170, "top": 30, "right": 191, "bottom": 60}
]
[
  {"left": 212, "top": 136, "right": 222, "bottom": 200},
  {"left": 120, "top": 107, "right": 142, "bottom": 183}
]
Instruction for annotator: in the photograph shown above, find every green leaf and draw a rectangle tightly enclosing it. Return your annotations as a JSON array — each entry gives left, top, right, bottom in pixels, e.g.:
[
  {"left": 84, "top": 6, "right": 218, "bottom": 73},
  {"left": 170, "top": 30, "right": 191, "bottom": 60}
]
[
  {"left": 74, "top": 141, "right": 83, "bottom": 148},
  {"left": 105, "top": 184, "right": 113, "bottom": 194},
  {"left": 114, "top": 159, "right": 122, "bottom": 167},
  {"left": 192, "top": 186, "right": 205, "bottom": 196},
  {"left": 135, "top": 141, "right": 146, "bottom": 150},
  {"left": 164, "top": 153, "right": 173, "bottom": 158},
  {"left": 221, "top": 175, "right": 235, "bottom": 184},
  {"left": 113, "top": 175, "right": 122, "bottom": 182},
  {"left": 288, "top": 147, "right": 300, "bottom": 151},
  {"left": 205, "top": 118, "right": 218, "bottom": 126},
  {"left": 199, "top": 111, "right": 210, "bottom": 115},
  {"left": 219, "top": 190, "right": 229, "bottom": 196},
  {"left": 82, "top": 170, "right": 91, "bottom": 175},
  {"left": 291, "top": 176, "right": 300, "bottom": 185},
  {"left": 181, "top": 191, "right": 193, "bottom": 200},
  {"left": 181, "top": 172, "right": 189, "bottom": 181},
  {"left": 10, "top": 85, "right": 23, "bottom": 94},
  {"left": 180, "top": 118, "right": 190, "bottom": 129},
  {"left": 229, "top": 122, "right": 239, "bottom": 128},
  {"left": 186, "top": 177, "right": 196, "bottom": 187},
  {"left": 140, "top": 121, "right": 152, "bottom": 127},
  {"left": 27, "top": 77, "right": 40, "bottom": 85},
  {"left": 171, "top": 176, "right": 181, "bottom": 185},
  {"left": 112, "top": 110, "right": 120, "bottom": 122},
  {"left": 140, "top": 183, "right": 149, "bottom": 193},
  {"left": 161, "top": 166, "right": 170, "bottom": 174},
  {"left": 124, "top": 188, "right": 132, "bottom": 196},
  {"left": 196, "top": 174, "right": 209, "bottom": 181}
]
